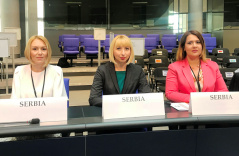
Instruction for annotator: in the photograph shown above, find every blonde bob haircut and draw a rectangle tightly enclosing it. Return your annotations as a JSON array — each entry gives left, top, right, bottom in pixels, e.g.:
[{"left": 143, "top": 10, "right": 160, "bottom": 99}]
[
  {"left": 176, "top": 30, "right": 207, "bottom": 62},
  {"left": 109, "top": 35, "right": 134, "bottom": 65},
  {"left": 24, "top": 35, "right": 52, "bottom": 67}
]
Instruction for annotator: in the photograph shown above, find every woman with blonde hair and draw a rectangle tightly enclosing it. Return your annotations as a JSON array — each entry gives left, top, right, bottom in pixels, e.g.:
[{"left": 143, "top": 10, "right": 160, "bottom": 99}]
[
  {"left": 165, "top": 30, "right": 228, "bottom": 103},
  {"left": 89, "top": 35, "right": 150, "bottom": 106},
  {"left": 11, "top": 35, "right": 67, "bottom": 98}
]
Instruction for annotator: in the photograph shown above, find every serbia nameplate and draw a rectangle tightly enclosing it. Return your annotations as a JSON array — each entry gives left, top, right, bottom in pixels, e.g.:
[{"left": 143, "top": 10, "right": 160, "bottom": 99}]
[
  {"left": 190, "top": 92, "right": 239, "bottom": 116},
  {"left": 103, "top": 93, "right": 165, "bottom": 120},
  {"left": 0, "top": 97, "right": 67, "bottom": 123}
]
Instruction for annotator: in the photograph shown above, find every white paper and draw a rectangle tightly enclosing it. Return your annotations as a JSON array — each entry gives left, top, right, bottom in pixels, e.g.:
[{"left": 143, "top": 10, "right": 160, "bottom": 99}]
[{"left": 171, "top": 103, "right": 189, "bottom": 111}]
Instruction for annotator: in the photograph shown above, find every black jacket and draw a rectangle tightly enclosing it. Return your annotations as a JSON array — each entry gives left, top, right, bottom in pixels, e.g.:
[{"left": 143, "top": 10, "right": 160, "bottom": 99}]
[{"left": 89, "top": 62, "right": 151, "bottom": 106}]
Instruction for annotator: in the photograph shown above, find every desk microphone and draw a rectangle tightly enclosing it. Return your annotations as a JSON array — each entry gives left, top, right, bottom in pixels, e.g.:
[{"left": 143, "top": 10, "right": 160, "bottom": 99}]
[
  {"left": 27, "top": 118, "right": 40, "bottom": 124},
  {"left": 0, "top": 118, "right": 40, "bottom": 125}
]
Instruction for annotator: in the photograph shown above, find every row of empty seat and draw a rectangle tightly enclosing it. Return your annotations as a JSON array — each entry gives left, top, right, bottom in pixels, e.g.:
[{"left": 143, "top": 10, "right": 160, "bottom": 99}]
[{"left": 58, "top": 33, "right": 217, "bottom": 66}]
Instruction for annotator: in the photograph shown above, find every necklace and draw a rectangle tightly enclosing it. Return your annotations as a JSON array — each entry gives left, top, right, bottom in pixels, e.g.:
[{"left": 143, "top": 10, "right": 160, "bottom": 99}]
[
  {"left": 31, "top": 68, "right": 46, "bottom": 98},
  {"left": 189, "top": 62, "right": 201, "bottom": 92}
]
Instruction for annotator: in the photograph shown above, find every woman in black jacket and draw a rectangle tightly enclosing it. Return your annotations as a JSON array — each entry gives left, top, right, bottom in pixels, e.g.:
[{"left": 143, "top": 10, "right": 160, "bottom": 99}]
[{"left": 89, "top": 35, "right": 150, "bottom": 107}]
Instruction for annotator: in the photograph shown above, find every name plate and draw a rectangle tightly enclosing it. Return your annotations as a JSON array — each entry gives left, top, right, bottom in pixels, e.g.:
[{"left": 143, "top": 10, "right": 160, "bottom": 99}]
[
  {"left": 0, "top": 97, "right": 67, "bottom": 123},
  {"left": 102, "top": 93, "right": 165, "bottom": 120},
  {"left": 189, "top": 92, "right": 239, "bottom": 115}
]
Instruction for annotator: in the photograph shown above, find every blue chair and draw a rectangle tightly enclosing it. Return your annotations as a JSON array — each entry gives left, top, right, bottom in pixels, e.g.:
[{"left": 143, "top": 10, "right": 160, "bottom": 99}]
[
  {"left": 161, "top": 37, "right": 177, "bottom": 53},
  {"left": 202, "top": 33, "right": 211, "bottom": 38},
  {"left": 103, "top": 38, "right": 110, "bottom": 59},
  {"left": 62, "top": 34, "right": 77, "bottom": 47},
  {"left": 79, "top": 34, "right": 94, "bottom": 52},
  {"left": 59, "top": 34, "right": 76, "bottom": 52},
  {"left": 83, "top": 38, "right": 98, "bottom": 66},
  {"left": 204, "top": 37, "right": 217, "bottom": 53},
  {"left": 145, "top": 37, "right": 158, "bottom": 54},
  {"left": 147, "top": 34, "right": 160, "bottom": 45},
  {"left": 63, "top": 38, "right": 80, "bottom": 66},
  {"left": 64, "top": 78, "right": 70, "bottom": 107},
  {"left": 177, "top": 34, "right": 183, "bottom": 43}
]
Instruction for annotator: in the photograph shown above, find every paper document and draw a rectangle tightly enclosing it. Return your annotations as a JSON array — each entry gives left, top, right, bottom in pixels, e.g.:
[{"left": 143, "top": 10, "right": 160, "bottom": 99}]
[{"left": 171, "top": 103, "right": 189, "bottom": 111}]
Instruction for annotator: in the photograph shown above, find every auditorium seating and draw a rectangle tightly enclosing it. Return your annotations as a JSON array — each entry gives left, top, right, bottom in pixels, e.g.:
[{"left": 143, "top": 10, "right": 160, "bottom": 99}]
[
  {"left": 204, "top": 37, "right": 217, "bottom": 53},
  {"left": 222, "top": 56, "right": 239, "bottom": 68},
  {"left": 147, "top": 34, "right": 160, "bottom": 45},
  {"left": 161, "top": 37, "right": 177, "bottom": 53},
  {"left": 63, "top": 38, "right": 80, "bottom": 66},
  {"left": 83, "top": 38, "right": 99, "bottom": 67},
  {"left": 144, "top": 37, "right": 158, "bottom": 54},
  {"left": 212, "top": 48, "right": 230, "bottom": 66},
  {"left": 102, "top": 38, "right": 110, "bottom": 59}
]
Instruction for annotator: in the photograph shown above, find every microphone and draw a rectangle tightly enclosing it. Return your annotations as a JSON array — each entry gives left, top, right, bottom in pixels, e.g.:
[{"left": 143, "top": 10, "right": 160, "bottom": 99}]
[
  {"left": 27, "top": 118, "right": 40, "bottom": 124},
  {"left": 0, "top": 118, "right": 40, "bottom": 125}
]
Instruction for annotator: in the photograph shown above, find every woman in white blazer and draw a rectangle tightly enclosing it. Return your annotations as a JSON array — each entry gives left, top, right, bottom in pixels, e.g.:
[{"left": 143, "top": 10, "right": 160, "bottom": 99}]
[{"left": 11, "top": 35, "right": 67, "bottom": 99}]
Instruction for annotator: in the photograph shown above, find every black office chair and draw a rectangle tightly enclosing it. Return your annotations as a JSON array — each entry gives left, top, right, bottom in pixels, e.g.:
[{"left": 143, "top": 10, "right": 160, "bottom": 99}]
[
  {"left": 150, "top": 67, "right": 168, "bottom": 92},
  {"left": 151, "top": 49, "right": 168, "bottom": 58},
  {"left": 222, "top": 56, "right": 239, "bottom": 68},
  {"left": 212, "top": 48, "right": 230, "bottom": 66},
  {"left": 233, "top": 48, "right": 239, "bottom": 56},
  {"left": 229, "top": 72, "right": 239, "bottom": 91},
  {"left": 219, "top": 68, "right": 237, "bottom": 88},
  {"left": 171, "top": 48, "right": 178, "bottom": 62}
]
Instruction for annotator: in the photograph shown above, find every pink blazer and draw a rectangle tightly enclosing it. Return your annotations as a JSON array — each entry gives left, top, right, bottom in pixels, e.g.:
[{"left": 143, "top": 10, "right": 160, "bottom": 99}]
[{"left": 165, "top": 59, "right": 228, "bottom": 103}]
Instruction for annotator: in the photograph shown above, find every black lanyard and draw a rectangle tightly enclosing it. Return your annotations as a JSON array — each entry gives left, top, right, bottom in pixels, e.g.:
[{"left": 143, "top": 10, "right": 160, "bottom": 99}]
[
  {"left": 31, "top": 68, "right": 46, "bottom": 98},
  {"left": 189, "top": 63, "right": 201, "bottom": 92}
]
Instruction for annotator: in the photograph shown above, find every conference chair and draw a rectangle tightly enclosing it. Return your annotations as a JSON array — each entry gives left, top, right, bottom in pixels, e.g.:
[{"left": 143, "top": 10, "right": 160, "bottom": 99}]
[
  {"left": 151, "top": 49, "right": 168, "bottom": 58},
  {"left": 135, "top": 56, "right": 145, "bottom": 68},
  {"left": 233, "top": 48, "right": 239, "bottom": 56},
  {"left": 202, "top": 33, "right": 211, "bottom": 38},
  {"left": 79, "top": 34, "right": 94, "bottom": 52},
  {"left": 59, "top": 34, "right": 77, "bottom": 52},
  {"left": 177, "top": 34, "right": 183, "bottom": 43},
  {"left": 171, "top": 48, "right": 178, "bottom": 63},
  {"left": 219, "top": 68, "right": 237, "bottom": 88},
  {"left": 102, "top": 38, "right": 110, "bottom": 59},
  {"left": 204, "top": 37, "right": 217, "bottom": 53},
  {"left": 229, "top": 72, "right": 239, "bottom": 91},
  {"left": 64, "top": 78, "right": 70, "bottom": 107},
  {"left": 222, "top": 56, "right": 239, "bottom": 68},
  {"left": 161, "top": 37, "right": 177, "bottom": 60},
  {"left": 128, "top": 34, "right": 144, "bottom": 38},
  {"left": 151, "top": 67, "right": 168, "bottom": 92},
  {"left": 63, "top": 38, "right": 80, "bottom": 66},
  {"left": 206, "top": 55, "right": 217, "bottom": 63},
  {"left": 147, "top": 34, "right": 160, "bottom": 45},
  {"left": 144, "top": 37, "right": 159, "bottom": 54},
  {"left": 212, "top": 48, "right": 230, "bottom": 66},
  {"left": 83, "top": 38, "right": 98, "bottom": 67},
  {"left": 148, "top": 56, "right": 169, "bottom": 75}
]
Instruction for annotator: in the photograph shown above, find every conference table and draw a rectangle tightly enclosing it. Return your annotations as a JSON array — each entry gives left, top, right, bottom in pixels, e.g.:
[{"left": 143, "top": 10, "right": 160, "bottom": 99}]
[{"left": 1, "top": 104, "right": 239, "bottom": 156}]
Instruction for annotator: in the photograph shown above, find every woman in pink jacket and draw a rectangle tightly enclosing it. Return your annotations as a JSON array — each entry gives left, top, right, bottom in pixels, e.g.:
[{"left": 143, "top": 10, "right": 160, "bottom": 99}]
[{"left": 165, "top": 30, "right": 228, "bottom": 103}]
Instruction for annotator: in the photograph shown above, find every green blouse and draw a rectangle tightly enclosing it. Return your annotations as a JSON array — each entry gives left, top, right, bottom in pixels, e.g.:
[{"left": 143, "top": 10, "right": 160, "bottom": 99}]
[{"left": 116, "top": 71, "right": 126, "bottom": 93}]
